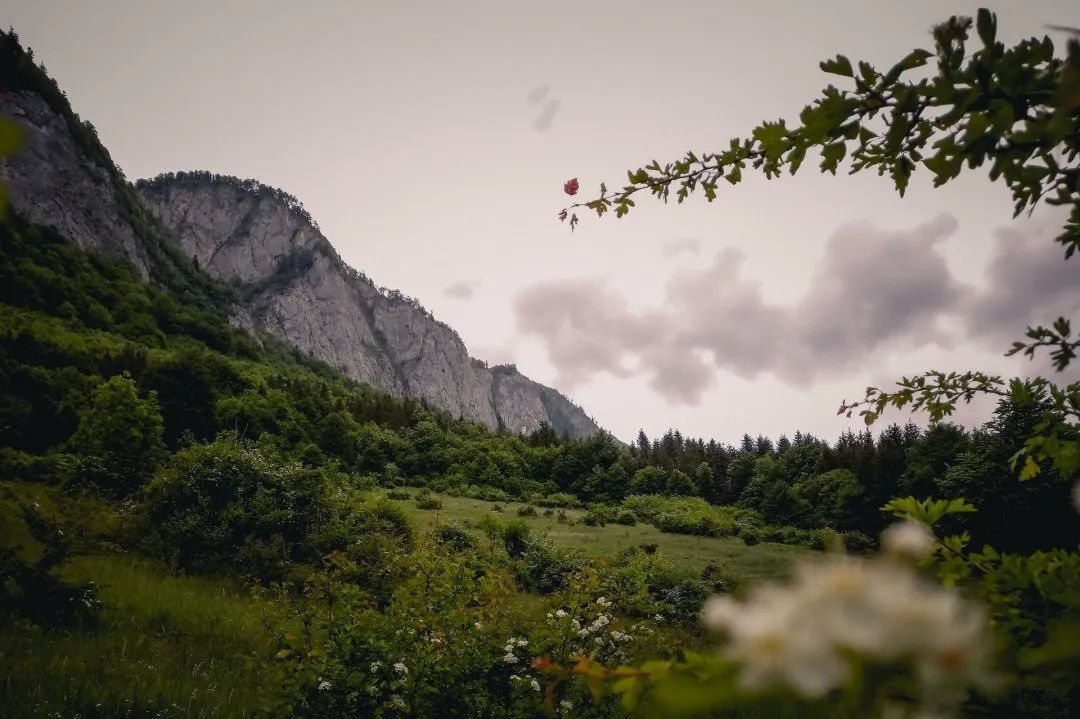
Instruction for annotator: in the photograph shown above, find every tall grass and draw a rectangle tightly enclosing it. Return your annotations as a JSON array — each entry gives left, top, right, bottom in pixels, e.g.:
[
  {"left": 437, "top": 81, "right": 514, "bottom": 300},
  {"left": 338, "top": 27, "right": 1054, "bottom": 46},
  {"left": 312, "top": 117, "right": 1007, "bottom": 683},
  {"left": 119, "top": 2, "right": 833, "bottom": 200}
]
[{"left": 1, "top": 554, "right": 284, "bottom": 718}]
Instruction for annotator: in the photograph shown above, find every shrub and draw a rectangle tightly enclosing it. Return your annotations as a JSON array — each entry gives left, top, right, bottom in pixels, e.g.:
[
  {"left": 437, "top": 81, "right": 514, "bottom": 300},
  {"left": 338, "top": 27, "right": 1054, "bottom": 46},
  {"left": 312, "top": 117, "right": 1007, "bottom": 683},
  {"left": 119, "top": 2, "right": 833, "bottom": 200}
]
[
  {"left": 536, "top": 492, "right": 581, "bottom": 508},
  {"left": 542, "top": 508, "right": 554, "bottom": 517},
  {"left": 0, "top": 449, "right": 72, "bottom": 484},
  {"left": 841, "top": 529, "right": 876, "bottom": 553},
  {"left": 68, "top": 374, "right": 165, "bottom": 497},
  {"left": 639, "top": 541, "right": 658, "bottom": 555},
  {"left": 0, "top": 503, "right": 100, "bottom": 626},
  {"left": 740, "top": 528, "right": 761, "bottom": 546},
  {"left": 614, "top": 509, "right": 638, "bottom": 526},
  {"left": 386, "top": 489, "right": 412, "bottom": 500},
  {"left": 434, "top": 522, "right": 476, "bottom": 552},
  {"left": 517, "top": 505, "right": 537, "bottom": 517},
  {"left": 490, "top": 503, "right": 503, "bottom": 513},
  {"left": 557, "top": 509, "right": 569, "bottom": 523},
  {"left": 582, "top": 505, "right": 614, "bottom": 527},
  {"left": 415, "top": 497, "right": 442, "bottom": 510},
  {"left": 476, "top": 487, "right": 510, "bottom": 503},
  {"left": 512, "top": 537, "right": 585, "bottom": 594},
  {"left": 499, "top": 519, "right": 532, "bottom": 558},
  {"left": 141, "top": 435, "right": 334, "bottom": 577}
]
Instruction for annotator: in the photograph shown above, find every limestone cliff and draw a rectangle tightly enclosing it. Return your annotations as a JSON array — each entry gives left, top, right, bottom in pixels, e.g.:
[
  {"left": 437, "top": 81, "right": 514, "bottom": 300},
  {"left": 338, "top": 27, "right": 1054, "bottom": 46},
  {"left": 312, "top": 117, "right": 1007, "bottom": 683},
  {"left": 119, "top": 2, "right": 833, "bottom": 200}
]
[{"left": 135, "top": 172, "right": 599, "bottom": 437}]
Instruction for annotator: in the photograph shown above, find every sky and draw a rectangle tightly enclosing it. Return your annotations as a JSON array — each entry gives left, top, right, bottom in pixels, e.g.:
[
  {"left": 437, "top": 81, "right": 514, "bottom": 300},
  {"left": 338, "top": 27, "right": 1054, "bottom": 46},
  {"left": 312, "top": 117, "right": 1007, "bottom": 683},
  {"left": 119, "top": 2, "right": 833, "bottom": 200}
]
[{"left": 6, "top": 1, "right": 1080, "bottom": 445}]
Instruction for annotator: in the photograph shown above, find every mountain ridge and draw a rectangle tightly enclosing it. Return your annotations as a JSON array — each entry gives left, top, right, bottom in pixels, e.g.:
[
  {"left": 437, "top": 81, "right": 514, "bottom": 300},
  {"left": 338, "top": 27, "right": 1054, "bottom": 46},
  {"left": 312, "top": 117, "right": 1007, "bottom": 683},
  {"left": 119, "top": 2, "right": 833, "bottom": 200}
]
[
  {"left": 134, "top": 171, "right": 599, "bottom": 438},
  {"left": 0, "top": 31, "right": 599, "bottom": 438}
]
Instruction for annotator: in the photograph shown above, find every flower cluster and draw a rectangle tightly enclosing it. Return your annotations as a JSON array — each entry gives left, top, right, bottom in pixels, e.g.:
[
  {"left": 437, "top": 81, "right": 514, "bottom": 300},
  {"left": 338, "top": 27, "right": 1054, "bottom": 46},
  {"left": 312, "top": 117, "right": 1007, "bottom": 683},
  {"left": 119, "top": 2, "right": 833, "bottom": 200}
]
[{"left": 703, "top": 525, "right": 991, "bottom": 713}]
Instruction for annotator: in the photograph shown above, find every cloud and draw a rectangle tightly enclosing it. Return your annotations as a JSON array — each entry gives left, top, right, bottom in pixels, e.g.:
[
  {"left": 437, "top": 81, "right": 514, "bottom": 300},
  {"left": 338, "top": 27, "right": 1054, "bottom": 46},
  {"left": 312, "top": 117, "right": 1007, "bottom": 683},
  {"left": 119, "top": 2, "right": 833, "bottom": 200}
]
[
  {"left": 515, "top": 215, "right": 971, "bottom": 404},
  {"left": 662, "top": 238, "right": 703, "bottom": 257},
  {"left": 515, "top": 279, "right": 660, "bottom": 388},
  {"left": 964, "top": 221, "right": 1080, "bottom": 346},
  {"left": 526, "top": 84, "right": 561, "bottom": 131},
  {"left": 444, "top": 279, "right": 479, "bottom": 299}
]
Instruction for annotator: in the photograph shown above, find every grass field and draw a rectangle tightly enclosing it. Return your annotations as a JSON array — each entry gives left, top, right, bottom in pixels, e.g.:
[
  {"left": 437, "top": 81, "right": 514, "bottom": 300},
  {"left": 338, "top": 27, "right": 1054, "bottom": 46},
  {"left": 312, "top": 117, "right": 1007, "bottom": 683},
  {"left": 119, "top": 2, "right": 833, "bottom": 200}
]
[
  {"left": 0, "top": 552, "right": 286, "bottom": 718},
  {"left": 1, "top": 480, "right": 288, "bottom": 718},
  {"left": 386, "top": 492, "right": 806, "bottom": 582}
]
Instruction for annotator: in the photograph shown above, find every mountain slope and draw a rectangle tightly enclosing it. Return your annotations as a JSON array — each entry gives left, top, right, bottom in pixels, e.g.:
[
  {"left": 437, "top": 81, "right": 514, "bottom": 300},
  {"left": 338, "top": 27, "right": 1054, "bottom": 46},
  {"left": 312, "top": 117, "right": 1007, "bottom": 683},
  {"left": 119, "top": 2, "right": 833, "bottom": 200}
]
[
  {"left": 136, "top": 173, "right": 599, "bottom": 437},
  {"left": 0, "top": 30, "right": 598, "bottom": 438}
]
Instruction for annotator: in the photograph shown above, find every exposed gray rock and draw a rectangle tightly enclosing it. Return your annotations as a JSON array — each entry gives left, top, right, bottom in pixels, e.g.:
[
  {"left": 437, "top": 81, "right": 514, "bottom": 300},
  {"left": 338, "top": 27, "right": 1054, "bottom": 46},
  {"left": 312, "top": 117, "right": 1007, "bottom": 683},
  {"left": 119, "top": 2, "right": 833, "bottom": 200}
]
[
  {"left": 138, "top": 174, "right": 599, "bottom": 438},
  {"left": 0, "top": 91, "right": 151, "bottom": 277}
]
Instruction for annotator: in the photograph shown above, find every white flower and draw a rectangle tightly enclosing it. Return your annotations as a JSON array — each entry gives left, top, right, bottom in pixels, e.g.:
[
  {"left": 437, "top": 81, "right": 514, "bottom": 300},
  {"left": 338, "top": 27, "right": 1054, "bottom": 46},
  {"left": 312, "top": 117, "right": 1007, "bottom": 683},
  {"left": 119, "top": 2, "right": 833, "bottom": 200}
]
[
  {"left": 317, "top": 680, "right": 331, "bottom": 691},
  {"left": 555, "top": 609, "right": 568, "bottom": 618},
  {"left": 510, "top": 674, "right": 521, "bottom": 681},
  {"left": 389, "top": 694, "right": 406, "bottom": 710},
  {"left": 596, "top": 596, "right": 610, "bottom": 606},
  {"left": 393, "top": 662, "right": 408, "bottom": 675},
  {"left": 370, "top": 661, "right": 382, "bottom": 672},
  {"left": 474, "top": 621, "right": 483, "bottom": 629},
  {"left": 503, "top": 652, "right": 518, "bottom": 664},
  {"left": 881, "top": 521, "right": 936, "bottom": 562},
  {"left": 702, "top": 554, "right": 990, "bottom": 703},
  {"left": 571, "top": 619, "right": 581, "bottom": 630},
  {"left": 560, "top": 699, "right": 573, "bottom": 710},
  {"left": 654, "top": 613, "right": 663, "bottom": 621},
  {"left": 516, "top": 638, "right": 528, "bottom": 647},
  {"left": 530, "top": 679, "right": 541, "bottom": 691}
]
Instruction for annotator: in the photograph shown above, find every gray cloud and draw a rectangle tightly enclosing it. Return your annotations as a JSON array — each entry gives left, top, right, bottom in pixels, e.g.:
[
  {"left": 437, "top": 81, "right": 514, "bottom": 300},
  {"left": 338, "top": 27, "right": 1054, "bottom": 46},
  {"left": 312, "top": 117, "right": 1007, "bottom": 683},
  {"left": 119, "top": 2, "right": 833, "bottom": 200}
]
[
  {"left": 662, "top": 238, "right": 703, "bottom": 257},
  {"left": 444, "top": 280, "right": 479, "bottom": 299},
  {"left": 965, "top": 221, "right": 1080, "bottom": 346},
  {"left": 526, "top": 84, "right": 561, "bottom": 132},
  {"left": 516, "top": 216, "right": 970, "bottom": 404},
  {"left": 515, "top": 279, "right": 660, "bottom": 388}
]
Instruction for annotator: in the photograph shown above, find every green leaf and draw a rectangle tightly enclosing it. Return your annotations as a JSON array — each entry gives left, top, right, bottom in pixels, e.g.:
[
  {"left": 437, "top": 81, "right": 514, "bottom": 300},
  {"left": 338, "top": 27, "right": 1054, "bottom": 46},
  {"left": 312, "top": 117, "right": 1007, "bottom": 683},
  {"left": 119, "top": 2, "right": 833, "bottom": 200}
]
[
  {"left": 898, "top": 48, "right": 933, "bottom": 72},
  {"left": 820, "top": 141, "right": 846, "bottom": 174},
  {"left": 976, "top": 8, "right": 996, "bottom": 47},
  {"left": 819, "top": 54, "right": 853, "bottom": 77},
  {"left": 1019, "top": 454, "right": 1041, "bottom": 481}
]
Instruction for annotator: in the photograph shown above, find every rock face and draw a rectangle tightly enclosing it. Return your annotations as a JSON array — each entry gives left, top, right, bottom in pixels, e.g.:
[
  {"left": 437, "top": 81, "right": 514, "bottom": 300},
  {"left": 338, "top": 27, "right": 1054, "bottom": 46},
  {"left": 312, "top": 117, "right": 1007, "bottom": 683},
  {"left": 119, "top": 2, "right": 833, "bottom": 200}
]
[
  {"left": 0, "top": 91, "right": 152, "bottom": 277},
  {"left": 136, "top": 173, "right": 599, "bottom": 438}
]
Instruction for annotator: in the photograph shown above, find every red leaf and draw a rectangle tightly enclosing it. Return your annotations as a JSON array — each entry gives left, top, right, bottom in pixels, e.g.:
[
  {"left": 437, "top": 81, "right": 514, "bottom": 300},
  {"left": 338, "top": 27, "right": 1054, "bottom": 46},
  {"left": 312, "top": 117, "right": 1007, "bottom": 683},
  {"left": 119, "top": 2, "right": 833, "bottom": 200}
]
[
  {"left": 558, "top": 209, "right": 568, "bottom": 222},
  {"left": 563, "top": 178, "right": 580, "bottom": 196}
]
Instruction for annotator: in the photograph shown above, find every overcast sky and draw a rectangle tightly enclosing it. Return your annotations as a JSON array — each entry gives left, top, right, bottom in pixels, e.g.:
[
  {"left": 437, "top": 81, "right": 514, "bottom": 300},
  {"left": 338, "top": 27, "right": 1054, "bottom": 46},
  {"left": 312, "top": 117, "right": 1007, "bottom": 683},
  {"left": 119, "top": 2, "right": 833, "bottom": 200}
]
[{"left": 8, "top": 1, "right": 1079, "bottom": 445}]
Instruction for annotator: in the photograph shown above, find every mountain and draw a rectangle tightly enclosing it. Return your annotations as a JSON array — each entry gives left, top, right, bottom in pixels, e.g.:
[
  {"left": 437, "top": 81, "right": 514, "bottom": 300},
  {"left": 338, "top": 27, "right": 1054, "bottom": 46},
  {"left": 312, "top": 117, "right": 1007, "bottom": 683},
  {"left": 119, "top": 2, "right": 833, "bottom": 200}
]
[
  {"left": 0, "top": 34, "right": 599, "bottom": 438},
  {"left": 135, "top": 173, "right": 599, "bottom": 437}
]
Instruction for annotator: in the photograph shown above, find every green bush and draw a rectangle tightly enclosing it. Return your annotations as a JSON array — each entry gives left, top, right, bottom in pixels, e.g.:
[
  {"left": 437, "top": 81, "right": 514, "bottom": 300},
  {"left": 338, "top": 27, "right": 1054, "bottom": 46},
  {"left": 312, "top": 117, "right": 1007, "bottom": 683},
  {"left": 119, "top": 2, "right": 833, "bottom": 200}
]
[
  {"left": 536, "top": 492, "right": 581, "bottom": 508},
  {"left": 415, "top": 497, "right": 442, "bottom": 510},
  {"left": 385, "top": 489, "right": 411, "bottom": 500},
  {"left": 614, "top": 509, "right": 638, "bottom": 526},
  {"left": 141, "top": 435, "right": 335, "bottom": 577},
  {"left": 0, "top": 503, "right": 100, "bottom": 626},
  {"left": 434, "top": 521, "right": 476, "bottom": 552},
  {"left": 0, "top": 449, "right": 72, "bottom": 484},
  {"left": 68, "top": 374, "right": 165, "bottom": 497},
  {"left": 517, "top": 505, "right": 537, "bottom": 517},
  {"left": 512, "top": 536, "right": 585, "bottom": 594}
]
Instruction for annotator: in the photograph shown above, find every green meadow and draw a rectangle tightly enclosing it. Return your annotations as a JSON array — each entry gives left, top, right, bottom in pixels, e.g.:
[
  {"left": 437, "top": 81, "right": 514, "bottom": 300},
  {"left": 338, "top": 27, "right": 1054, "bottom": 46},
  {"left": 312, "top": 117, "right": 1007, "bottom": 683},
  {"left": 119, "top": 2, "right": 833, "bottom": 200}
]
[{"left": 386, "top": 491, "right": 805, "bottom": 581}]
